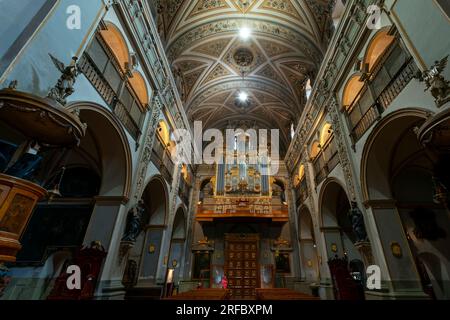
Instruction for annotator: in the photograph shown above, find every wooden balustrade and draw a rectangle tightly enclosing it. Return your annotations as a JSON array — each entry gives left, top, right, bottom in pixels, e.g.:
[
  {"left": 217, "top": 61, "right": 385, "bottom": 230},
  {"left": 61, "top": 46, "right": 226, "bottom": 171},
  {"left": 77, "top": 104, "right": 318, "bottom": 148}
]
[
  {"left": 151, "top": 137, "right": 174, "bottom": 184},
  {"left": 349, "top": 56, "right": 418, "bottom": 143},
  {"left": 196, "top": 197, "right": 289, "bottom": 222}
]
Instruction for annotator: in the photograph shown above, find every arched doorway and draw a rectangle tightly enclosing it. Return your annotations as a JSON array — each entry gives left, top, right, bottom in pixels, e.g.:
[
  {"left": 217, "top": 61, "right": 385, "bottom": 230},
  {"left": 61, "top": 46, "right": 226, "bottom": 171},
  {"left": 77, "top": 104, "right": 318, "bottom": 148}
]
[
  {"left": 362, "top": 109, "right": 450, "bottom": 299},
  {"left": 298, "top": 206, "right": 319, "bottom": 282},
  {"left": 167, "top": 207, "right": 186, "bottom": 286},
  {"left": 320, "top": 179, "right": 359, "bottom": 260},
  {"left": 319, "top": 179, "right": 365, "bottom": 300},
  {"left": 5, "top": 104, "right": 131, "bottom": 299},
  {"left": 136, "top": 177, "right": 168, "bottom": 284}
]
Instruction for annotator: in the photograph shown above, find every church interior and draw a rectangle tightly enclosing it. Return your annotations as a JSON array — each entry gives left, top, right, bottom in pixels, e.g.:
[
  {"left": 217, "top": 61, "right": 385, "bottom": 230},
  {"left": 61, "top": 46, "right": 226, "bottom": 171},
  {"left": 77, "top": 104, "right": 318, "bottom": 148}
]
[{"left": 0, "top": 0, "right": 449, "bottom": 301}]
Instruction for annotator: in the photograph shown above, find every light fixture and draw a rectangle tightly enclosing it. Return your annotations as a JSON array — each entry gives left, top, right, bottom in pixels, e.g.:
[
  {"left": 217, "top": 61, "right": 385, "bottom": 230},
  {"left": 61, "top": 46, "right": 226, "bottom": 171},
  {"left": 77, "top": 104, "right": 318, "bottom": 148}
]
[
  {"left": 238, "top": 91, "right": 248, "bottom": 102},
  {"left": 239, "top": 27, "right": 252, "bottom": 40}
]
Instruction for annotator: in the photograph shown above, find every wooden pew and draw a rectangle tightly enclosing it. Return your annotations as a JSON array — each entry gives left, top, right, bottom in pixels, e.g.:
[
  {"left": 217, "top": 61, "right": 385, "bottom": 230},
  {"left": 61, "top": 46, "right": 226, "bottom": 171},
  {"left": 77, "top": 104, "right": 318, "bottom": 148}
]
[
  {"left": 256, "top": 288, "right": 319, "bottom": 300},
  {"left": 165, "top": 289, "right": 231, "bottom": 300}
]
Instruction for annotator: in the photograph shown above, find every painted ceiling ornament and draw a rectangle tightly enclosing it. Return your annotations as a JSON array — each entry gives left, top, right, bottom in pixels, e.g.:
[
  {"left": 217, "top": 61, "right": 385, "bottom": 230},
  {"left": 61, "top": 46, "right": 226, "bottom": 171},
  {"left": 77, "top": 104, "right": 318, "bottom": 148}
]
[
  {"left": 233, "top": 47, "right": 254, "bottom": 67},
  {"left": 163, "top": 0, "right": 328, "bottom": 151}
]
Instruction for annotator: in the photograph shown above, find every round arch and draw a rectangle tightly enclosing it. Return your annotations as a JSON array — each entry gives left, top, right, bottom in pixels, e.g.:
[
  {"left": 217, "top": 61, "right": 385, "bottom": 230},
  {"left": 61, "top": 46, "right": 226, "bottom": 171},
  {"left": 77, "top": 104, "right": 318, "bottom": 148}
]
[
  {"left": 172, "top": 205, "right": 187, "bottom": 240},
  {"left": 360, "top": 108, "right": 431, "bottom": 202},
  {"left": 358, "top": 108, "right": 450, "bottom": 299},
  {"left": 342, "top": 74, "right": 365, "bottom": 110},
  {"left": 363, "top": 27, "right": 395, "bottom": 73},
  {"left": 67, "top": 102, "right": 132, "bottom": 199},
  {"left": 310, "top": 141, "right": 320, "bottom": 159},
  {"left": 157, "top": 120, "right": 171, "bottom": 146},
  {"left": 298, "top": 205, "right": 315, "bottom": 241},
  {"left": 142, "top": 175, "right": 169, "bottom": 227},
  {"left": 297, "top": 205, "right": 320, "bottom": 282},
  {"left": 100, "top": 22, "right": 131, "bottom": 72},
  {"left": 320, "top": 122, "right": 333, "bottom": 146},
  {"left": 318, "top": 177, "right": 351, "bottom": 229},
  {"left": 129, "top": 71, "right": 150, "bottom": 107}
]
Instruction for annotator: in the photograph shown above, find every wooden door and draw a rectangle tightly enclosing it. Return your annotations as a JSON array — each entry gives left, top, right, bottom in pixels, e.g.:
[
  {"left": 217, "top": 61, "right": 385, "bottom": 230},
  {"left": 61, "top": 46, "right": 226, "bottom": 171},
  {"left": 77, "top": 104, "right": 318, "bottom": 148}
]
[{"left": 224, "top": 234, "right": 259, "bottom": 299}]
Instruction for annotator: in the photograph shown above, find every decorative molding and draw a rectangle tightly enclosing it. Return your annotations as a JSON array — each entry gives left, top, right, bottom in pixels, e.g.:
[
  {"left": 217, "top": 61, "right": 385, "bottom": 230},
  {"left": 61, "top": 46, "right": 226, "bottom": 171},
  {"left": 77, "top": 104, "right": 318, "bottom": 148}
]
[{"left": 134, "top": 95, "right": 163, "bottom": 202}]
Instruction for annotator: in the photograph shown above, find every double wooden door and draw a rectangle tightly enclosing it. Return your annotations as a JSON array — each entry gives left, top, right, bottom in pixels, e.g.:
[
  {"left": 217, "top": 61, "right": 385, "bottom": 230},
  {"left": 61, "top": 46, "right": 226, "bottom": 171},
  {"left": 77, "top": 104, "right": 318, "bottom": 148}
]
[{"left": 224, "top": 234, "right": 259, "bottom": 299}]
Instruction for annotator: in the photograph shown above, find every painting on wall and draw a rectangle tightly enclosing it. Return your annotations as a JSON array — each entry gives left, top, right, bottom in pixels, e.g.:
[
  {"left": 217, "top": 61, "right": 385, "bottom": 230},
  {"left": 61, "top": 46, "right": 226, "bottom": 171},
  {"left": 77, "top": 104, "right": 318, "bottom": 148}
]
[
  {"left": 192, "top": 251, "right": 211, "bottom": 280},
  {"left": 16, "top": 204, "right": 93, "bottom": 264},
  {"left": 275, "top": 252, "right": 291, "bottom": 273}
]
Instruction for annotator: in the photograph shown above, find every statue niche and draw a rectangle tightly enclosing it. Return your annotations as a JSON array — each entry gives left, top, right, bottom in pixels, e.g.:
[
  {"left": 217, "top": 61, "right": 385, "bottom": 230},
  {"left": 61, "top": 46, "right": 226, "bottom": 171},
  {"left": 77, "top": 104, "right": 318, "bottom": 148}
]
[
  {"left": 122, "top": 200, "right": 147, "bottom": 242},
  {"left": 348, "top": 201, "right": 368, "bottom": 243}
]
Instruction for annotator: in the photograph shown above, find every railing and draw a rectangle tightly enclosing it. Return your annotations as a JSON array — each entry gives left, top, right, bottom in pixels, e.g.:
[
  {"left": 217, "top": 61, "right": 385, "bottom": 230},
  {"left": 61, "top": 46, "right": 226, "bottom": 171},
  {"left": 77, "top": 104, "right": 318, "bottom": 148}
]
[
  {"left": 179, "top": 178, "right": 190, "bottom": 205},
  {"left": 378, "top": 58, "right": 417, "bottom": 109},
  {"left": 151, "top": 137, "right": 174, "bottom": 184},
  {"left": 78, "top": 55, "right": 142, "bottom": 141},
  {"left": 196, "top": 198, "right": 289, "bottom": 222},
  {"left": 295, "top": 178, "right": 308, "bottom": 207},
  {"left": 349, "top": 57, "right": 418, "bottom": 143},
  {"left": 312, "top": 137, "right": 339, "bottom": 186}
]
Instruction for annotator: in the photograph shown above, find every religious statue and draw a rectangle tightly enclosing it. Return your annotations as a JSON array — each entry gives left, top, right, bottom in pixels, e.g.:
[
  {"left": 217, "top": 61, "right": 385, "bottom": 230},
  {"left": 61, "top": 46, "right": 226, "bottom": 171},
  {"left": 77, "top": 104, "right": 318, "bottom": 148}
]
[
  {"left": 48, "top": 54, "right": 80, "bottom": 105},
  {"left": 416, "top": 55, "right": 450, "bottom": 106},
  {"left": 348, "top": 201, "right": 368, "bottom": 243},
  {"left": 122, "top": 200, "right": 146, "bottom": 242}
]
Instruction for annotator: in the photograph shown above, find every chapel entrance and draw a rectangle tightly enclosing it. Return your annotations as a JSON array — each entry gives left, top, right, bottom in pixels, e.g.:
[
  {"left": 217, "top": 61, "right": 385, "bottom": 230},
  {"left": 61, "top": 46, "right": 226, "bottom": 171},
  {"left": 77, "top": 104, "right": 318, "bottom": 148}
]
[{"left": 224, "top": 233, "right": 260, "bottom": 299}]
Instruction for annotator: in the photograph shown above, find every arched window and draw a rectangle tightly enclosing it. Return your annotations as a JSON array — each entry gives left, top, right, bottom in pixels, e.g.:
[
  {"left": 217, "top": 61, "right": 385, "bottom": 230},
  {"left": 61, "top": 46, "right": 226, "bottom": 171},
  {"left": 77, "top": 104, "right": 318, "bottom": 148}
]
[
  {"left": 128, "top": 71, "right": 149, "bottom": 108},
  {"left": 310, "top": 123, "right": 339, "bottom": 186},
  {"left": 99, "top": 23, "right": 131, "bottom": 73},
  {"left": 342, "top": 27, "right": 417, "bottom": 143},
  {"left": 157, "top": 120, "right": 171, "bottom": 146},
  {"left": 79, "top": 22, "right": 150, "bottom": 140},
  {"left": 363, "top": 29, "right": 395, "bottom": 73}
]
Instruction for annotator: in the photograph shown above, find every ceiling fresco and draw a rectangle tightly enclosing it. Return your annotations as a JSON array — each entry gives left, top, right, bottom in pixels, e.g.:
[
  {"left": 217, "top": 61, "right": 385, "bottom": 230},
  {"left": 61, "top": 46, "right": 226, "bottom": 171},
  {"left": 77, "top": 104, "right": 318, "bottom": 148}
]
[{"left": 155, "top": 0, "right": 334, "bottom": 150}]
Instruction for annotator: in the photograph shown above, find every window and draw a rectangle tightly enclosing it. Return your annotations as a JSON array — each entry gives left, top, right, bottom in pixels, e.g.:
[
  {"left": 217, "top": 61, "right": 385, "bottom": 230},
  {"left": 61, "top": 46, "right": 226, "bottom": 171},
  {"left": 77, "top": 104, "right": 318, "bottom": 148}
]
[
  {"left": 0, "top": 0, "right": 57, "bottom": 75},
  {"left": 81, "top": 34, "right": 147, "bottom": 140},
  {"left": 344, "top": 35, "right": 417, "bottom": 143}
]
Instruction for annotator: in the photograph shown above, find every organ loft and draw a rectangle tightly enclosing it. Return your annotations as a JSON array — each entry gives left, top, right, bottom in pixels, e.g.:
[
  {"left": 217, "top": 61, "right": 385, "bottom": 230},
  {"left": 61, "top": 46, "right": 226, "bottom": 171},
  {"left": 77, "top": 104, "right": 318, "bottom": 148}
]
[{"left": 0, "top": 0, "right": 449, "bottom": 302}]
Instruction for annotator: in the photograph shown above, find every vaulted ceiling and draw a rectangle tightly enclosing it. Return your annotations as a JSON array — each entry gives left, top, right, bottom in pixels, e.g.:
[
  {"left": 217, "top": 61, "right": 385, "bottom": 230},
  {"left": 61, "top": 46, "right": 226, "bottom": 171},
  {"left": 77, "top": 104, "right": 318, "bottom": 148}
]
[{"left": 156, "top": 0, "right": 334, "bottom": 151}]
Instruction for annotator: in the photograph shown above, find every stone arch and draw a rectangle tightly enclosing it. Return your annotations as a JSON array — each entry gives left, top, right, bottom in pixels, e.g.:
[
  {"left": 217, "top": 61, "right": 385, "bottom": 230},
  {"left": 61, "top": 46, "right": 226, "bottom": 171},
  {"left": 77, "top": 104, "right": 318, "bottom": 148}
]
[
  {"left": 342, "top": 74, "right": 365, "bottom": 110},
  {"left": 363, "top": 26, "right": 396, "bottom": 73},
  {"left": 100, "top": 21, "right": 131, "bottom": 72},
  {"left": 359, "top": 107, "right": 450, "bottom": 298},
  {"left": 136, "top": 175, "right": 170, "bottom": 283},
  {"left": 67, "top": 102, "right": 132, "bottom": 199},
  {"left": 360, "top": 108, "right": 431, "bottom": 202},
  {"left": 297, "top": 205, "right": 319, "bottom": 282},
  {"left": 129, "top": 71, "right": 150, "bottom": 107}
]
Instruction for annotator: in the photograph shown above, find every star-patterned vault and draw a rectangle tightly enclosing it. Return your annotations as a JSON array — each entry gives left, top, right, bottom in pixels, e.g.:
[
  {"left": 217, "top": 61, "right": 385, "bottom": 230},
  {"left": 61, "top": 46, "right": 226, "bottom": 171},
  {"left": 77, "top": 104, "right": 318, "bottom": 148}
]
[{"left": 155, "top": 0, "right": 334, "bottom": 152}]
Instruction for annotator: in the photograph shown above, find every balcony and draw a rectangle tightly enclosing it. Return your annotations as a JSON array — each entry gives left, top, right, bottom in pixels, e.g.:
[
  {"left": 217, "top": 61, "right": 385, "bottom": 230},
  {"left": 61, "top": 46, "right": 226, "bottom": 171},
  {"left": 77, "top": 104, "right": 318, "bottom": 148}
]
[
  {"left": 312, "top": 136, "right": 339, "bottom": 186},
  {"left": 179, "top": 177, "right": 191, "bottom": 205},
  {"left": 196, "top": 197, "right": 289, "bottom": 222},
  {"left": 78, "top": 52, "right": 143, "bottom": 141},
  {"left": 347, "top": 45, "right": 418, "bottom": 143},
  {"left": 151, "top": 136, "right": 174, "bottom": 184},
  {"left": 295, "top": 178, "right": 308, "bottom": 207}
]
